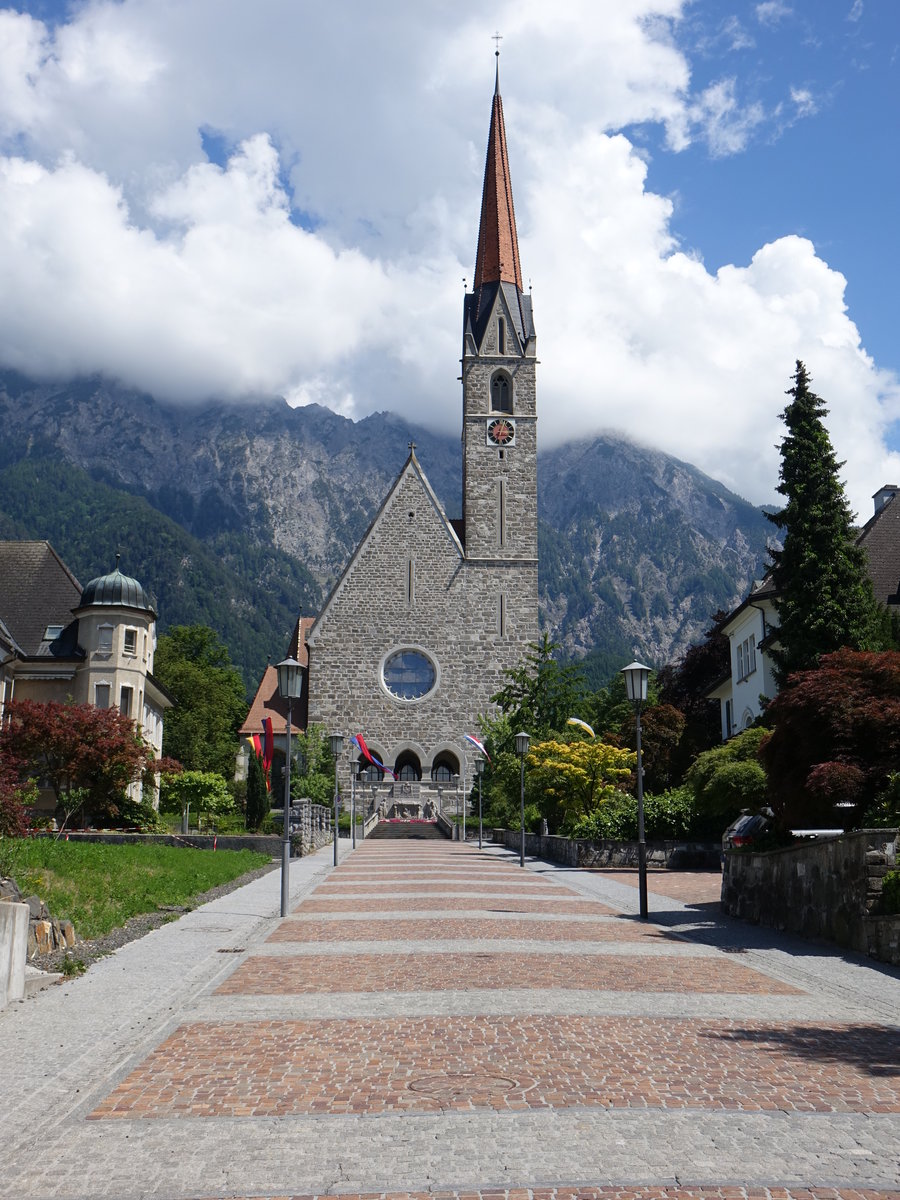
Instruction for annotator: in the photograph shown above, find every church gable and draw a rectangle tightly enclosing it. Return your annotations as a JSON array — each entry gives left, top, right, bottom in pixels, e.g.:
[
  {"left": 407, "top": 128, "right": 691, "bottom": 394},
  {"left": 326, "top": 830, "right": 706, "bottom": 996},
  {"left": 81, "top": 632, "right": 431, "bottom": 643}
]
[{"left": 308, "top": 454, "right": 462, "bottom": 649}]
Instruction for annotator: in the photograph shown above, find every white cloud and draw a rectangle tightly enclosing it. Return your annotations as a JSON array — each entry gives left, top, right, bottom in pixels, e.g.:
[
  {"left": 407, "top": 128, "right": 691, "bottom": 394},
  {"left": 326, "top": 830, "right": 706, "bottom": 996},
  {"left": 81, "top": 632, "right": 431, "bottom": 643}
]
[
  {"left": 0, "top": 0, "right": 896, "bottom": 521},
  {"left": 756, "top": 1, "right": 793, "bottom": 27},
  {"left": 687, "top": 77, "right": 767, "bottom": 156},
  {"left": 790, "top": 86, "right": 818, "bottom": 118},
  {"left": 848, "top": 0, "right": 864, "bottom": 21}
]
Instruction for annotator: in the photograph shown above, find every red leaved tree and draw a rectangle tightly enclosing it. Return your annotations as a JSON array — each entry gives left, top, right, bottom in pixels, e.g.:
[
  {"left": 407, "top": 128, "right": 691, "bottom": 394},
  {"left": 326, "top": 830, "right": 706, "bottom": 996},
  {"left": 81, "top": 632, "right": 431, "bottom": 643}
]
[
  {"left": 0, "top": 699, "right": 152, "bottom": 828},
  {"left": 759, "top": 649, "right": 900, "bottom": 829}
]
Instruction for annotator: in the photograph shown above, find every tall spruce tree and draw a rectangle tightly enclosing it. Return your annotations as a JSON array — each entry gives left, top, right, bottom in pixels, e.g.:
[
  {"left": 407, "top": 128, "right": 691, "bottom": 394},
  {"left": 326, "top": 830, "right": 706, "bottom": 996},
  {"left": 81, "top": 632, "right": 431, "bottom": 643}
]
[
  {"left": 245, "top": 749, "right": 269, "bottom": 831},
  {"left": 767, "top": 361, "right": 881, "bottom": 682}
]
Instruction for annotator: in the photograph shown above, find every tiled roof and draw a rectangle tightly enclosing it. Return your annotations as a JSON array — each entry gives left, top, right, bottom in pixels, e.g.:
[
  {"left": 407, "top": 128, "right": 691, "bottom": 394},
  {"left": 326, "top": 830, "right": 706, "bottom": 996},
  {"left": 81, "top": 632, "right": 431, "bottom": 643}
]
[
  {"left": 859, "top": 491, "right": 900, "bottom": 606},
  {"left": 239, "top": 617, "right": 314, "bottom": 736},
  {"left": 0, "top": 541, "right": 83, "bottom": 657},
  {"left": 472, "top": 73, "right": 522, "bottom": 291}
]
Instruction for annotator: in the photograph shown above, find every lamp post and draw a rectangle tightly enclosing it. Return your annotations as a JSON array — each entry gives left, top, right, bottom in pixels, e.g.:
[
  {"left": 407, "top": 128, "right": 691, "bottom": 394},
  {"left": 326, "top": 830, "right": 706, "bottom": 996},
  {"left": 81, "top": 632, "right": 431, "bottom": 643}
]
[
  {"left": 475, "top": 755, "right": 485, "bottom": 849},
  {"left": 276, "top": 656, "right": 304, "bottom": 919},
  {"left": 330, "top": 733, "right": 343, "bottom": 866},
  {"left": 514, "top": 731, "right": 530, "bottom": 868},
  {"left": 350, "top": 760, "right": 357, "bottom": 849},
  {"left": 622, "top": 660, "right": 651, "bottom": 920}
]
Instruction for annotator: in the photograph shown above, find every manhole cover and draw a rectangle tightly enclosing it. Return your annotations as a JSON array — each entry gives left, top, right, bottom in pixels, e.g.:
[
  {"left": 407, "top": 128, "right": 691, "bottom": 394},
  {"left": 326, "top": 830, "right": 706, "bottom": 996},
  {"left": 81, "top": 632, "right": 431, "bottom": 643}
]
[{"left": 407, "top": 1073, "right": 517, "bottom": 1098}]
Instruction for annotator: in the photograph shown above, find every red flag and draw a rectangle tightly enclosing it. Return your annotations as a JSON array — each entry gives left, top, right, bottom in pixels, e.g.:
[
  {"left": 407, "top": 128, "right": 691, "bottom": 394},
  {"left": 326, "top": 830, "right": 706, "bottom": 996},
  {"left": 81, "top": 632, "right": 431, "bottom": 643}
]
[
  {"left": 262, "top": 717, "right": 274, "bottom": 773},
  {"left": 251, "top": 733, "right": 262, "bottom": 759}
]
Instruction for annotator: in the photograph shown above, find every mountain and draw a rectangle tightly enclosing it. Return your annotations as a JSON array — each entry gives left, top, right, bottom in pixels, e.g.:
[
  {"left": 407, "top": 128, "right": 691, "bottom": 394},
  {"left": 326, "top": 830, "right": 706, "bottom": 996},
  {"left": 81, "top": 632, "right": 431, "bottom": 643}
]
[{"left": 0, "top": 372, "right": 772, "bottom": 689}]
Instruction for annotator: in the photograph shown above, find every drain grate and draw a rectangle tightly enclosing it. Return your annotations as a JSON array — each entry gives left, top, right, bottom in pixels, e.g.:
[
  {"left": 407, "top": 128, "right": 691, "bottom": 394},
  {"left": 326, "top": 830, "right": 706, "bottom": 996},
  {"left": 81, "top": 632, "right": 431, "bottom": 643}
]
[{"left": 217, "top": 947, "right": 246, "bottom": 954}]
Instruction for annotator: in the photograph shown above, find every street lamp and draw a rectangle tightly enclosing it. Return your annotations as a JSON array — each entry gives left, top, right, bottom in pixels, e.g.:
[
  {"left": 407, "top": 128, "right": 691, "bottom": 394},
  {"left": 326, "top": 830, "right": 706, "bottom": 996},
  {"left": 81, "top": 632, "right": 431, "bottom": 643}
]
[
  {"left": 350, "top": 760, "right": 358, "bottom": 849},
  {"left": 622, "top": 660, "right": 651, "bottom": 920},
  {"left": 514, "top": 731, "right": 530, "bottom": 868},
  {"left": 276, "top": 656, "right": 304, "bottom": 919},
  {"left": 474, "top": 755, "right": 485, "bottom": 849},
  {"left": 329, "top": 733, "right": 344, "bottom": 866}
]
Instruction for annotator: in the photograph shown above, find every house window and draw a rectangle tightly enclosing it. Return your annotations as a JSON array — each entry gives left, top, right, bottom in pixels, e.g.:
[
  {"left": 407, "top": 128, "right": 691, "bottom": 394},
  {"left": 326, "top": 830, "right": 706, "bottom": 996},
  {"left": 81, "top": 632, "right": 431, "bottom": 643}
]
[
  {"left": 736, "top": 634, "right": 757, "bottom": 682},
  {"left": 498, "top": 591, "right": 506, "bottom": 636},
  {"left": 498, "top": 317, "right": 506, "bottom": 354},
  {"left": 95, "top": 683, "right": 110, "bottom": 708},
  {"left": 120, "top": 686, "right": 133, "bottom": 718},
  {"left": 123, "top": 628, "right": 137, "bottom": 655},
  {"left": 98, "top": 625, "right": 113, "bottom": 654},
  {"left": 498, "top": 478, "right": 506, "bottom": 547}
]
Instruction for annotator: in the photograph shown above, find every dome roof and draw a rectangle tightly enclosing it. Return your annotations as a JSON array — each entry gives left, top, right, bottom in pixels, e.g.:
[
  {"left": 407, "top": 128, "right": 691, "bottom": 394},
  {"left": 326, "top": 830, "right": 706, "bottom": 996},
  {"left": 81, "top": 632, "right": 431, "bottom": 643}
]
[{"left": 79, "top": 565, "right": 156, "bottom": 615}]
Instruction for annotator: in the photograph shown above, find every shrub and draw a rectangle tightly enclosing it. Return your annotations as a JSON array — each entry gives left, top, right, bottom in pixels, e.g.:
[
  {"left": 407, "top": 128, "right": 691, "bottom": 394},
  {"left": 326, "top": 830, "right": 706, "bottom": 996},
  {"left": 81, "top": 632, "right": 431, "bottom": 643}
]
[{"left": 882, "top": 870, "right": 900, "bottom": 915}]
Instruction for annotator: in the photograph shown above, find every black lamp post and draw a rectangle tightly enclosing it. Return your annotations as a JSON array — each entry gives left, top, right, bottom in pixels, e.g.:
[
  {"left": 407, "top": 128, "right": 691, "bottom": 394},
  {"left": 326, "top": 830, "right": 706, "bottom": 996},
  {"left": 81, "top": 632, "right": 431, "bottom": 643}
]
[
  {"left": 515, "top": 731, "right": 530, "bottom": 868},
  {"left": 330, "top": 733, "right": 343, "bottom": 866},
  {"left": 276, "top": 656, "right": 304, "bottom": 919},
  {"left": 475, "top": 755, "right": 485, "bottom": 849},
  {"left": 622, "top": 660, "right": 651, "bottom": 919}
]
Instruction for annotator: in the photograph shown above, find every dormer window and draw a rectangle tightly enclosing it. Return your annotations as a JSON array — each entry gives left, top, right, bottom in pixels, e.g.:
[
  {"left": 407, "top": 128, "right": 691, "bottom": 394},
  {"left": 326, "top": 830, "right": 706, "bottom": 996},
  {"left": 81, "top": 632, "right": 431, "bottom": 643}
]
[
  {"left": 43, "top": 625, "right": 63, "bottom": 641},
  {"left": 490, "top": 371, "right": 513, "bottom": 414}
]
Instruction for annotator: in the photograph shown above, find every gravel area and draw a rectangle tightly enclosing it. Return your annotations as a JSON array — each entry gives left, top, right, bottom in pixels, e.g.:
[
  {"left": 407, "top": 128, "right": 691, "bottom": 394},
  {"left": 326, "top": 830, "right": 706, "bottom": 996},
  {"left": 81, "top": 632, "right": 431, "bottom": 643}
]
[{"left": 29, "top": 859, "right": 279, "bottom": 974}]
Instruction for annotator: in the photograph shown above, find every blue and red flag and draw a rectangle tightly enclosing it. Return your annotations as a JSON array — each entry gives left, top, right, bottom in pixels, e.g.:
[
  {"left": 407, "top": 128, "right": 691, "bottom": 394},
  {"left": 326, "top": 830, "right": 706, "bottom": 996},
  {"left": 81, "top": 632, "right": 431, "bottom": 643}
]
[
  {"left": 464, "top": 733, "right": 491, "bottom": 764},
  {"left": 352, "top": 733, "right": 397, "bottom": 779}
]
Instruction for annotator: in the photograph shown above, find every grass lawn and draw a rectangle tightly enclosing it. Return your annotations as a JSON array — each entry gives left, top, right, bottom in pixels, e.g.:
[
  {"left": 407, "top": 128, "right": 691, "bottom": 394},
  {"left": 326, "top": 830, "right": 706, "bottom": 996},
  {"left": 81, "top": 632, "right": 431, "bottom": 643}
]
[{"left": 10, "top": 840, "right": 271, "bottom": 939}]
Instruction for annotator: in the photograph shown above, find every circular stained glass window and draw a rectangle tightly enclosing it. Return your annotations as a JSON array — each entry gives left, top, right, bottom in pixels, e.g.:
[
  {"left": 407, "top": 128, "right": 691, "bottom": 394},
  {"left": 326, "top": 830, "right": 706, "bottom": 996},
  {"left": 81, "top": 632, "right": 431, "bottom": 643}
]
[{"left": 382, "top": 649, "right": 437, "bottom": 701}]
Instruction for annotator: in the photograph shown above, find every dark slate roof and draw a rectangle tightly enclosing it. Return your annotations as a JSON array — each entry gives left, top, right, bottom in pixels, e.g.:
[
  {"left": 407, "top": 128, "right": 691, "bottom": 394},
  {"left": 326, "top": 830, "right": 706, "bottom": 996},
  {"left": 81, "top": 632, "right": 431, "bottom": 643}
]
[
  {"left": 464, "top": 282, "right": 535, "bottom": 355},
  {"left": 858, "top": 491, "right": 900, "bottom": 606},
  {"left": 0, "top": 541, "right": 83, "bottom": 658},
  {"left": 79, "top": 565, "right": 155, "bottom": 615}
]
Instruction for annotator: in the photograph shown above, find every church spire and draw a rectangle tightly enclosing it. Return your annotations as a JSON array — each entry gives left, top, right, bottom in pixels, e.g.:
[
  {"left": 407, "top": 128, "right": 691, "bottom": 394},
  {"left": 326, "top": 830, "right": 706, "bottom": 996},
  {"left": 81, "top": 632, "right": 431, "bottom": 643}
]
[{"left": 472, "top": 56, "right": 523, "bottom": 292}]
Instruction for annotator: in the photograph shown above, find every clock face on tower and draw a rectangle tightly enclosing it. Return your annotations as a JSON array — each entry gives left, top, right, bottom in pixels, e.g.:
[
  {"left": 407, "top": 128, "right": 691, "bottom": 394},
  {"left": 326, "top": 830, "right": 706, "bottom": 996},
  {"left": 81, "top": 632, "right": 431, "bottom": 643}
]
[{"left": 487, "top": 417, "right": 515, "bottom": 447}]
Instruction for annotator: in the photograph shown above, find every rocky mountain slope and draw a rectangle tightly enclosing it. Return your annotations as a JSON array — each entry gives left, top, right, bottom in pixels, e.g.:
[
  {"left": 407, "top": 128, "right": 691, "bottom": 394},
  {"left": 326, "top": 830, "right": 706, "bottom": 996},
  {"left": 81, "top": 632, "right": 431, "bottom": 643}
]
[{"left": 0, "top": 372, "right": 772, "bottom": 687}]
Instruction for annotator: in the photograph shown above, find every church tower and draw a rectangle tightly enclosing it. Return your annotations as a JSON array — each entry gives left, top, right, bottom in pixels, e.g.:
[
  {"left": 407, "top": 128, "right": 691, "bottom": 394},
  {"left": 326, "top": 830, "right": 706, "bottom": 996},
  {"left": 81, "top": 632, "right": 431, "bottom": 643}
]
[
  {"left": 305, "top": 62, "right": 538, "bottom": 797},
  {"left": 462, "top": 60, "right": 538, "bottom": 568}
]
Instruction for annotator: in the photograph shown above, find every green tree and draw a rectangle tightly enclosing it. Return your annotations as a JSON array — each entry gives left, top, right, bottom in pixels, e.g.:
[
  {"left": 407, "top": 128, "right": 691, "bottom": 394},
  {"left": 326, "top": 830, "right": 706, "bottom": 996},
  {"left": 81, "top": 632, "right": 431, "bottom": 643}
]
[
  {"left": 289, "top": 725, "right": 336, "bottom": 807},
  {"left": 154, "top": 625, "right": 248, "bottom": 780},
  {"left": 526, "top": 736, "right": 635, "bottom": 833},
  {"left": 685, "top": 726, "right": 768, "bottom": 832},
  {"left": 159, "top": 770, "right": 234, "bottom": 828},
  {"left": 491, "top": 634, "right": 587, "bottom": 739},
  {"left": 767, "top": 361, "right": 883, "bottom": 682},
  {"left": 245, "top": 750, "right": 269, "bottom": 831}
]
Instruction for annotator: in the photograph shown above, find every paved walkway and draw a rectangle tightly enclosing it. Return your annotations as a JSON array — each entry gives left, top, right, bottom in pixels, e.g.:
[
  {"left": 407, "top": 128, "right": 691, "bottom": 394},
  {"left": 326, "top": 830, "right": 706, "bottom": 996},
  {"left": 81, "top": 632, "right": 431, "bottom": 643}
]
[{"left": 2, "top": 836, "right": 899, "bottom": 1199}]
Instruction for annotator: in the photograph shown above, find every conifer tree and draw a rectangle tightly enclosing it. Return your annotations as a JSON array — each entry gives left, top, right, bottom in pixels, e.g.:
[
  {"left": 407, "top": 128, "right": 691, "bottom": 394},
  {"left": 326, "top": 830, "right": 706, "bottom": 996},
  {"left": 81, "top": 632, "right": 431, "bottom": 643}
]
[
  {"left": 767, "top": 361, "right": 881, "bottom": 682},
  {"left": 245, "top": 749, "right": 269, "bottom": 831}
]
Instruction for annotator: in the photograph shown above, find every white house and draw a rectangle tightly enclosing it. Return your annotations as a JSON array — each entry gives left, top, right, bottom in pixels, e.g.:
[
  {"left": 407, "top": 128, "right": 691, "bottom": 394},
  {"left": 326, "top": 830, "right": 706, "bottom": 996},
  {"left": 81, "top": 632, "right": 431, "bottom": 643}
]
[{"left": 708, "top": 485, "right": 900, "bottom": 740}]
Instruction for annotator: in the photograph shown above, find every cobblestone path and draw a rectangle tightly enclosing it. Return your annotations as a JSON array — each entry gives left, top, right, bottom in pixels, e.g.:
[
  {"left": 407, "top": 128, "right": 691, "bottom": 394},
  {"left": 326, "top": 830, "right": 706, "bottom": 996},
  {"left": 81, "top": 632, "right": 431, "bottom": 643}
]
[{"left": 2, "top": 838, "right": 899, "bottom": 1199}]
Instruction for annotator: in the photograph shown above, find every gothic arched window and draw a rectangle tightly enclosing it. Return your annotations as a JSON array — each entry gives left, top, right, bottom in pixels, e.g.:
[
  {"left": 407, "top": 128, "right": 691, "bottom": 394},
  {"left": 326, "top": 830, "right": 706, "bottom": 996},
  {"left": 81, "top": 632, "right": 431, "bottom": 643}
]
[
  {"left": 491, "top": 371, "right": 513, "bottom": 413},
  {"left": 394, "top": 751, "right": 422, "bottom": 781}
]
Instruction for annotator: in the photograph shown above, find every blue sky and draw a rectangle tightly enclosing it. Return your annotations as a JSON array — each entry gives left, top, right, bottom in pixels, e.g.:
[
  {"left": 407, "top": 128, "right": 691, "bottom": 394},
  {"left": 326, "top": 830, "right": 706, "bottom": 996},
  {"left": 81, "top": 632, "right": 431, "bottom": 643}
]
[{"left": 0, "top": 0, "right": 897, "bottom": 516}]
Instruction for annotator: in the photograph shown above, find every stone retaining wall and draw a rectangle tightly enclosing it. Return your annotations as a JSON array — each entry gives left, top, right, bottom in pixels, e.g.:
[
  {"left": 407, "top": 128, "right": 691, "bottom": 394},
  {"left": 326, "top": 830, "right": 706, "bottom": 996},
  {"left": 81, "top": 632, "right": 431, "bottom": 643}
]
[
  {"left": 721, "top": 827, "right": 900, "bottom": 964},
  {"left": 493, "top": 829, "right": 720, "bottom": 870},
  {"left": 41, "top": 831, "right": 281, "bottom": 855}
]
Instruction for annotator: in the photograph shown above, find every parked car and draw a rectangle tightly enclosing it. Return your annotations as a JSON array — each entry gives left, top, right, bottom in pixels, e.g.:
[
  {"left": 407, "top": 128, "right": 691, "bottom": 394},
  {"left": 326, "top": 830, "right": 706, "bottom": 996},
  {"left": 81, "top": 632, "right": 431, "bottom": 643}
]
[{"left": 722, "top": 810, "right": 770, "bottom": 852}]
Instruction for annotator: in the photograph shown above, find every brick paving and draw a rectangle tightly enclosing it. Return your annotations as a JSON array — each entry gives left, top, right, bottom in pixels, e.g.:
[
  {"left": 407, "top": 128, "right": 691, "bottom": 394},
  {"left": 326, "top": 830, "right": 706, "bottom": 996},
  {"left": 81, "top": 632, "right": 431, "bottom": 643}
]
[
  {"left": 215, "top": 952, "right": 799, "bottom": 995},
  {"left": 2, "top": 834, "right": 899, "bottom": 1200},
  {"left": 296, "top": 895, "right": 616, "bottom": 913},
  {"left": 267, "top": 918, "right": 676, "bottom": 943}
]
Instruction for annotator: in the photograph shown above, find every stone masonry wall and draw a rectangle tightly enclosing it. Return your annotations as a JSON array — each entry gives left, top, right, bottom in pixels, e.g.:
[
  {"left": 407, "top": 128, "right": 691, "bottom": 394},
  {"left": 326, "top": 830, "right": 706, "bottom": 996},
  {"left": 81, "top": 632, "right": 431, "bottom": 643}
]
[
  {"left": 308, "top": 462, "right": 537, "bottom": 788},
  {"left": 721, "top": 827, "right": 900, "bottom": 963},
  {"left": 495, "top": 829, "right": 720, "bottom": 871}
]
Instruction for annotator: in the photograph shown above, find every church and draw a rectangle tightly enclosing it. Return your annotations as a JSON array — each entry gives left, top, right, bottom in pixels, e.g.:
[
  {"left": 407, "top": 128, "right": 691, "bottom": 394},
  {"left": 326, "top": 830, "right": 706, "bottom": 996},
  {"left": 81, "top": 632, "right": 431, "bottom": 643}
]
[{"left": 304, "top": 65, "right": 539, "bottom": 798}]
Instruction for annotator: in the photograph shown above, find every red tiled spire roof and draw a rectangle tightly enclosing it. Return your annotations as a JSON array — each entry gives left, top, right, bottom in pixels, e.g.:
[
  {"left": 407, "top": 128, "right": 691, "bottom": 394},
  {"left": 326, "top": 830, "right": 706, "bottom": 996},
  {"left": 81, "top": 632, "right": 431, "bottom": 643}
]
[{"left": 473, "top": 64, "right": 523, "bottom": 291}]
